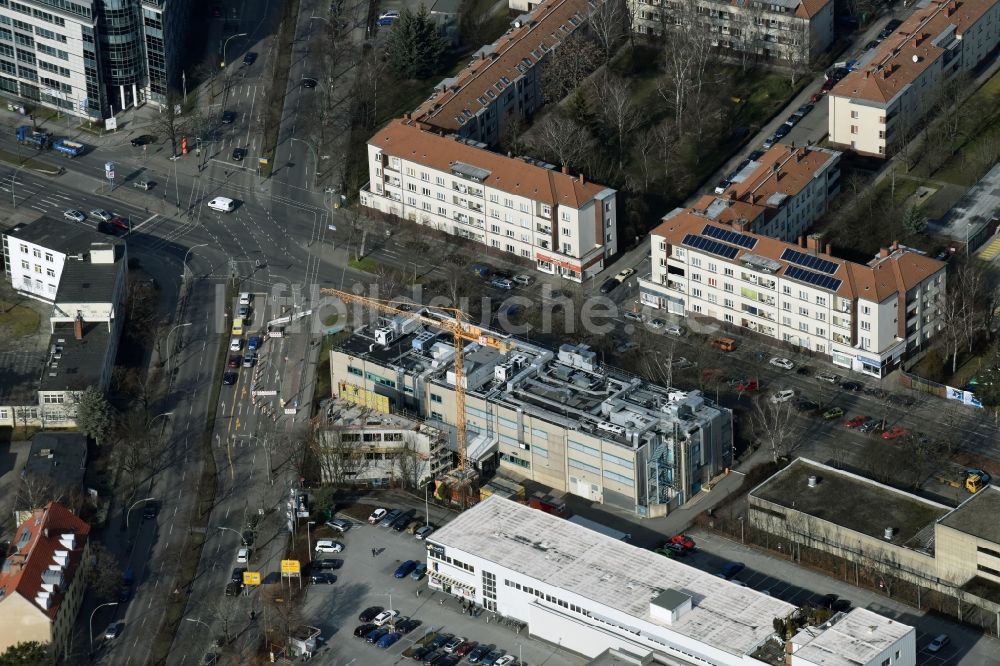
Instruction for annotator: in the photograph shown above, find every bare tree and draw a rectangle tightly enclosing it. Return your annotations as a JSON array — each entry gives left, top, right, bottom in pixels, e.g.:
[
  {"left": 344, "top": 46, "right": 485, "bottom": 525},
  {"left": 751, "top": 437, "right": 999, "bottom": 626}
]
[
  {"left": 786, "top": 23, "right": 811, "bottom": 86},
  {"left": 15, "top": 473, "right": 57, "bottom": 513},
  {"left": 750, "top": 396, "right": 797, "bottom": 462},
  {"left": 531, "top": 113, "right": 593, "bottom": 168},
  {"left": 588, "top": 0, "right": 630, "bottom": 63},
  {"left": 539, "top": 33, "right": 602, "bottom": 103},
  {"left": 739, "top": 1, "right": 767, "bottom": 71},
  {"left": 593, "top": 75, "right": 640, "bottom": 172},
  {"left": 657, "top": 1, "right": 712, "bottom": 134},
  {"left": 86, "top": 543, "right": 124, "bottom": 602},
  {"left": 311, "top": 428, "right": 373, "bottom": 486}
]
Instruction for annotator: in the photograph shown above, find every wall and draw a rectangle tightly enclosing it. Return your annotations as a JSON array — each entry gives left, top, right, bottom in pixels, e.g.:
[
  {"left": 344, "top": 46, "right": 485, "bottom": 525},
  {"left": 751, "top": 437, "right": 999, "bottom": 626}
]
[{"left": 0, "top": 594, "right": 52, "bottom": 653}]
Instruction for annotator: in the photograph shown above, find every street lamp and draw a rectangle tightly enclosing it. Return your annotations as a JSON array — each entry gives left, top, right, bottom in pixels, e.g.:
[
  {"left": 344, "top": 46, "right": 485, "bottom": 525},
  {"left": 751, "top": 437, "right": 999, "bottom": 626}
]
[
  {"left": 126, "top": 497, "right": 157, "bottom": 530},
  {"left": 290, "top": 137, "right": 319, "bottom": 189},
  {"left": 181, "top": 243, "right": 208, "bottom": 279},
  {"left": 306, "top": 521, "right": 316, "bottom": 562},
  {"left": 420, "top": 478, "right": 433, "bottom": 526},
  {"left": 220, "top": 33, "right": 248, "bottom": 69},
  {"left": 165, "top": 322, "right": 192, "bottom": 374},
  {"left": 89, "top": 601, "right": 118, "bottom": 653}
]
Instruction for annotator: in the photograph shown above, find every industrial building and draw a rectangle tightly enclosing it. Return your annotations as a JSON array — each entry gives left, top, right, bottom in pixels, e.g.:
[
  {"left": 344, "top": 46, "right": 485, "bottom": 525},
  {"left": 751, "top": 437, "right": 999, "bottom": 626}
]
[
  {"left": 749, "top": 459, "right": 1000, "bottom": 624},
  {"left": 426, "top": 495, "right": 916, "bottom": 664},
  {"left": 328, "top": 309, "right": 732, "bottom": 516}
]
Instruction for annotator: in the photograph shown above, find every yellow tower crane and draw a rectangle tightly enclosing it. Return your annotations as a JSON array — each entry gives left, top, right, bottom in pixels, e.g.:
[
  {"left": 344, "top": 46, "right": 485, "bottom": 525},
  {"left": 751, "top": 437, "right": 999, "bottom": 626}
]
[{"left": 320, "top": 288, "right": 514, "bottom": 472}]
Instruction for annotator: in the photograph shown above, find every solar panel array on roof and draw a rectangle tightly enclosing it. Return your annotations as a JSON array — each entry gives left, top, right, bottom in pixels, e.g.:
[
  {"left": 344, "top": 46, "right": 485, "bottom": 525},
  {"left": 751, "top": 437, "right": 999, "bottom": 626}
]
[
  {"left": 702, "top": 224, "right": 758, "bottom": 250},
  {"left": 683, "top": 234, "right": 738, "bottom": 260},
  {"left": 781, "top": 248, "right": 839, "bottom": 275},
  {"left": 785, "top": 266, "right": 843, "bottom": 292}
]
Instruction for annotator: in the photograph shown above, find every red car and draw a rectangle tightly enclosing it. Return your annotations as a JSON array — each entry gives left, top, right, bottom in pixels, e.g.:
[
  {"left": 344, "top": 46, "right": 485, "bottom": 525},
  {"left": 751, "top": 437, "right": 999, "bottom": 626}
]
[
  {"left": 844, "top": 415, "right": 868, "bottom": 429},
  {"left": 227, "top": 355, "right": 241, "bottom": 368},
  {"left": 454, "top": 641, "right": 478, "bottom": 657},
  {"left": 670, "top": 534, "right": 696, "bottom": 550},
  {"left": 109, "top": 216, "right": 129, "bottom": 232},
  {"left": 736, "top": 378, "right": 759, "bottom": 392},
  {"left": 881, "top": 425, "right": 908, "bottom": 440}
]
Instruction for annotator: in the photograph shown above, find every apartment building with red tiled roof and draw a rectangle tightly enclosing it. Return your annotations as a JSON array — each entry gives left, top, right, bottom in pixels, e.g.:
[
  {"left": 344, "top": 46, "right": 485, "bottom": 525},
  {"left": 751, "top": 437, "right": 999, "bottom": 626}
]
[
  {"left": 829, "top": 0, "right": 1000, "bottom": 157},
  {"left": 698, "top": 143, "right": 842, "bottom": 242},
  {"left": 411, "top": 0, "right": 593, "bottom": 146},
  {"left": 639, "top": 212, "right": 946, "bottom": 376},
  {"left": 360, "top": 119, "right": 617, "bottom": 281},
  {"left": 631, "top": 0, "right": 835, "bottom": 63},
  {"left": 0, "top": 503, "right": 91, "bottom": 661}
]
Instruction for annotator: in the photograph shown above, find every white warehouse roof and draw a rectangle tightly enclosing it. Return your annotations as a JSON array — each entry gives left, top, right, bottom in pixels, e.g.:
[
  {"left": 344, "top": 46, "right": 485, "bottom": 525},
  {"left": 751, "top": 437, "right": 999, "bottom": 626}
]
[
  {"left": 790, "top": 607, "right": 915, "bottom": 666},
  {"left": 431, "top": 495, "right": 797, "bottom": 656}
]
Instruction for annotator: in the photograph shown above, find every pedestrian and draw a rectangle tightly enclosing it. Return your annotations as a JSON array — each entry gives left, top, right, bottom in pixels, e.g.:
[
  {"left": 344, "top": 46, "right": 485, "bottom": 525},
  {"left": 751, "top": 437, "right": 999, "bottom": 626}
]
[
  {"left": 371, "top": 548, "right": 376, "bottom": 558},
  {"left": 416, "top": 589, "right": 421, "bottom": 597}
]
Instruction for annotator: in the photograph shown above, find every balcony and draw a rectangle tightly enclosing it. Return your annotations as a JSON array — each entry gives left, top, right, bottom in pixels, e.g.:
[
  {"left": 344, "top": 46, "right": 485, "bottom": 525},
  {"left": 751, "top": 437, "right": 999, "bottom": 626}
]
[
  {"left": 452, "top": 196, "right": 482, "bottom": 212},
  {"left": 452, "top": 183, "right": 483, "bottom": 198},
  {"left": 536, "top": 224, "right": 551, "bottom": 235}
]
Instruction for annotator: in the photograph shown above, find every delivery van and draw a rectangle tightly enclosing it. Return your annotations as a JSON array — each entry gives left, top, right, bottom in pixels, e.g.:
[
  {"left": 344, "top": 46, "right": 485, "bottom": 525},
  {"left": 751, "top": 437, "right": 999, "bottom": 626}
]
[{"left": 207, "top": 196, "right": 236, "bottom": 213}]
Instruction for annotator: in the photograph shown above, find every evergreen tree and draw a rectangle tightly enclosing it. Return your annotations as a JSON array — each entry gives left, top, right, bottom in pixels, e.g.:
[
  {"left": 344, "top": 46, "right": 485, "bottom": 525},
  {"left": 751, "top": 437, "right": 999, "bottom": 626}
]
[
  {"left": 75, "top": 386, "right": 115, "bottom": 445},
  {"left": 0, "top": 642, "right": 49, "bottom": 665},
  {"left": 385, "top": 5, "right": 447, "bottom": 80}
]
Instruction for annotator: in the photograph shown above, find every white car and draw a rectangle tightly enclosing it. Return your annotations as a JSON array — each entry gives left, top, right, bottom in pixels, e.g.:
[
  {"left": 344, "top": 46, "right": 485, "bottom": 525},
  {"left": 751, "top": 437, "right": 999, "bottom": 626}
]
[
  {"left": 769, "top": 357, "right": 795, "bottom": 370},
  {"left": 513, "top": 274, "right": 532, "bottom": 286},
  {"left": 815, "top": 372, "right": 839, "bottom": 384},
  {"left": 314, "top": 540, "right": 344, "bottom": 553},
  {"left": 770, "top": 389, "right": 796, "bottom": 404},
  {"left": 368, "top": 508, "right": 387, "bottom": 524},
  {"left": 371, "top": 609, "right": 400, "bottom": 627},
  {"left": 614, "top": 267, "right": 636, "bottom": 282},
  {"left": 664, "top": 324, "right": 685, "bottom": 336},
  {"left": 926, "top": 634, "right": 949, "bottom": 653},
  {"left": 63, "top": 209, "right": 86, "bottom": 223},
  {"left": 236, "top": 547, "right": 249, "bottom": 563},
  {"left": 494, "top": 657, "right": 516, "bottom": 666},
  {"left": 415, "top": 525, "right": 434, "bottom": 539},
  {"left": 648, "top": 319, "right": 665, "bottom": 330},
  {"left": 104, "top": 622, "right": 122, "bottom": 640},
  {"left": 90, "top": 209, "right": 114, "bottom": 222},
  {"left": 229, "top": 338, "right": 242, "bottom": 352},
  {"left": 238, "top": 292, "right": 252, "bottom": 306}
]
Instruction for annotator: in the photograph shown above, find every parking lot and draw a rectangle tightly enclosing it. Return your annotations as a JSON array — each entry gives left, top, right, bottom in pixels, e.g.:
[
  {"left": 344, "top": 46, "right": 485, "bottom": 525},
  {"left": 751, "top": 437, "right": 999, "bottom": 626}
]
[
  {"left": 300, "top": 508, "right": 587, "bottom": 665},
  {"left": 682, "top": 530, "right": 1000, "bottom": 666}
]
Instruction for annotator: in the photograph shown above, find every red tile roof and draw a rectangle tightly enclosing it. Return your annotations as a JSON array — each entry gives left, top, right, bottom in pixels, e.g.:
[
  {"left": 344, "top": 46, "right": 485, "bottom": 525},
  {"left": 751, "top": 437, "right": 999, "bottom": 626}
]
[
  {"left": 412, "top": 0, "right": 590, "bottom": 132},
  {"left": 370, "top": 118, "right": 610, "bottom": 207},
  {"left": 0, "top": 503, "right": 90, "bottom": 620},
  {"left": 651, "top": 211, "right": 944, "bottom": 302},
  {"left": 831, "top": 0, "right": 995, "bottom": 104}
]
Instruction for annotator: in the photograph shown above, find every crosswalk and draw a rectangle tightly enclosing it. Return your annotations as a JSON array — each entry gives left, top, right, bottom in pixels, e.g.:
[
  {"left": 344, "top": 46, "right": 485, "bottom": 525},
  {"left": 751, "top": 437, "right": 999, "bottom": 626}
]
[{"left": 977, "top": 233, "right": 1000, "bottom": 261}]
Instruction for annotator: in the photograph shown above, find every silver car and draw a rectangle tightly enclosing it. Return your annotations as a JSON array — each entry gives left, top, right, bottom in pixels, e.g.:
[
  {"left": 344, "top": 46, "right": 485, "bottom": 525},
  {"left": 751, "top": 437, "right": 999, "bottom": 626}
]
[
  {"left": 63, "top": 209, "right": 86, "bottom": 223},
  {"left": 90, "top": 209, "right": 113, "bottom": 222}
]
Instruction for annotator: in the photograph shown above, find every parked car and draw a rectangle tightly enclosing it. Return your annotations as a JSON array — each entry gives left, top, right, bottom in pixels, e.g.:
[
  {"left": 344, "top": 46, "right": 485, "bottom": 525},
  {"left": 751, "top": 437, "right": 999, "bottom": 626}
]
[
  {"left": 774, "top": 124, "right": 791, "bottom": 139},
  {"left": 816, "top": 372, "right": 839, "bottom": 384},
  {"left": 822, "top": 407, "right": 844, "bottom": 420},
  {"left": 392, "top": 509, "right": 417, "bottom": 531},
  {"left": 841, "top": 380, "right": 863, "bottom": 392},
  {"left": 736, "top": 378, "right": 759, "bottom": 392},
  {"left": 396, "top": 618, "right": 421, "bottom": 634},
  {"left": 443, "top": 636, "right": 466, "bottom": 653},
  {"left": 926, "top": 634, "right": 950, "bottom": 653},
  {"left": 130, "top": 135, "right": 155, "bottom": 147},
  {"left": 614, "top": 267, "right": 636, "bottom": 282},
  {"left": 513, "top": 274, "right": 532, "bottom": 286},
  {"left": 482, "top": 649, "right": 506, "bottom": 666},
  {"left": 664, "top": 324, "right": 685, "bottom": 336},
  {"left": 860, "top": 418, "right": 883, "bottom": 433},
  {"left": 380, "top": 508, "right": 403, "bottom": 527},
  {"left": 490, "top": 277, "right": 514, "bottom": 290},
  {"left": 795, "top": 398, "right": 819, "bottom": 412},
  {"left": 421, "top": 650, "right": 445, "bottom": 665},
  {"left": 599, "top": 278, "right": 621, "bottom": 294},
  {"left": 770, "top": 389, "right": 796, "bottom": 404},
  {"left": 236, "top": 547, "right": 249, "bottom": 563},
  {"left": 470, "top": 263, "right": 492, "bottom": 278},
  {"left": 372, "top": 609, "right": 399, "bottom": 627},
  {"left": 354, "top": 623, "right": 377, "bottom": 637},
  {"left": 394, "top": 560, "right": 418, "bottom": 578},
  {"left": 230, "top": 567, "right": 246, "bottom": 583},
  {"left": 411, "top": 563, "right": 428, "bottom": 580},
  {"left": 242, "top": 353, "right": 256, "bottom": 368},
  {"left": 494, "top": 656, "right": 518, "bottom": 666},
  {"left": 366, "top": 627, "right": 390, "bottom": 644},
  {"left": 358, "top": 606, "right": 383, "bottom": 622},
  {"left": 665, "top": 543, "right": 687, "bottom": 557},
  {"left": 377, "top": 632, "right": 402, "bottom": 649},
  {"left": 429, "top": 633, "right": 454, "bottom": 650},
  {"left": 844, "top": 415, "right": 868, "bottom": 428},
  {"left": 714, "top": 179, "right": 731, "bottom": 195},
  {"left": 314, "top": 540, "right": 344, "bottom": 553},
  {"left": 454, "top": 640, "right": 478, "bottom": 656},
  {"left": 242, "top": 51, "right": 257, "bottom": 65},
  {"left": 223, "top": 372, "right": 237, "bottom": 386},
  {"left": 415, "top": 525, "right": 435, "bottom": 539},
  {"left": 623, "top": 311, "right": 643, "bottom": 322},
  {"left": 326, "top": 518, "right": 352, "bottom": 533},
  {"left": 368, "top": 508, "right": 388, "bottom": 524},
  {"left": 881, "top": 425, "right": 909, "bottom": 440},
  {"left": 769, "top": 357, "right": 795, "bottom": 370},
  {"left": 310, "top": 572, "right": 336, "bottom": 584},
  {"left": 670, "top": 534, "right": 696, "bottom": 550},
  {"left": 221, "top": 110, "right": 236, "bottom": 124},
  {"left": 312, "top": 558, "right": 342, "bottom": 570},
  {"left": 377, "top": 9, "right": 399, "bottom": 25},
  {"left": 468, "top": 644, "right": 495, "bottom": 663},
  {"left": 104, "top": 622, "right": 123, "bottom": 640},
  {"left": 721, "top": 562, "right": 745, "bottom": 580},
  {"left": 784, "top": 114, "right": 799, "bottom": 127}
]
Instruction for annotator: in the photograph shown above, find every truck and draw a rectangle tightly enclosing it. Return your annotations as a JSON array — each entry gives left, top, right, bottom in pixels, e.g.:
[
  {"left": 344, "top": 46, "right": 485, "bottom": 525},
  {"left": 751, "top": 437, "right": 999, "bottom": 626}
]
[
  {"left": 934, "top": 467, "right": 991, "bottom": 494},
  {"left": 52, "top": 138, "right": 85, "bottom": 157},
  {"left": 15, "top": 125, "right": 51, "bottom": 149}
]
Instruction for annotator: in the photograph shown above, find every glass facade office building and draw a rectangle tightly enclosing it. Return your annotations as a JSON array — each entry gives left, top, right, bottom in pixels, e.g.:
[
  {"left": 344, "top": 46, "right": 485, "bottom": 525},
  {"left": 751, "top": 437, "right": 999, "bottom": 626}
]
[{"left": 0, "top": 0, "right": 188, "bottom": 118}]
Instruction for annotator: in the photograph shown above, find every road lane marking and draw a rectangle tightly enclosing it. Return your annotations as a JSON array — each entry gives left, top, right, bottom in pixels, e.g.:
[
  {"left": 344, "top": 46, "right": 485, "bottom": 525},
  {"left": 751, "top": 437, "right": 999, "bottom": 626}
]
[{"left": 131, "top": 213, "right": 159, "bottom": 231}]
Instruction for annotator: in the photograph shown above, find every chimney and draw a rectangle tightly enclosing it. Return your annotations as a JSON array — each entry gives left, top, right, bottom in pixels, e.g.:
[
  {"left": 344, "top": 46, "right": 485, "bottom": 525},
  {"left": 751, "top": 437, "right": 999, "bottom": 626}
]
[
  {"left": 947, "top": 2, "right": 955, "bottom": 15},
  {"left": 507, "top": 151, "right": 513, "bottom": 157},
  {"left": 797, "top": 235, "right": 805, "bottom": 248},
  {"left": 825, "top": 243, "right": 832, "bottom": 256},
  {"left": 74, "top": 315, "right": 83, "bottom": 341},
  {"left": 865, "top": 70, "right": 870, "bottom": 79},
  {"left": 891, "top": 240, "right": 899, "bottom": 251},
  {"left": 879, "top": 247, "right": 890, "bottom": 258},
  {"left": 807, "top": 234, "right": 824, "bottom": 252},
  {"left": 561, "top": 165, "right": 569, "bottom": 175},
  {"left": 882, "top": 68, "right": 891, "bottom": 80},
  {"left": 579, "top": 173, "right": 585, "bottom": 185}
]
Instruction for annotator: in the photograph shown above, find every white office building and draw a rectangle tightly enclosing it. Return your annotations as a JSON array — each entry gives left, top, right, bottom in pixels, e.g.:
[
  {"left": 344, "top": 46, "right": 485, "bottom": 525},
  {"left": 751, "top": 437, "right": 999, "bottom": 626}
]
[
  {"left": 426, "top": 495, "right": 916, "bottom": 664},
  {"left": 638, "top": 215, "right": 946, "bottom": 377},
  {"left": 360, "top": 118, "right": 618, "bottom": 281}
]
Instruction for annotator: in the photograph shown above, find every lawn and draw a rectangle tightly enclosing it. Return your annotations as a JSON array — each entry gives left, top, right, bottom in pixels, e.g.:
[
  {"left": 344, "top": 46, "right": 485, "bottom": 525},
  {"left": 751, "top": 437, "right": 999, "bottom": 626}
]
[
  {"left": 0, "top": 301, "right": 40, "bottom": 338},
  {"left": 347, "top": 256, "right": 379, "bottom": 272}
]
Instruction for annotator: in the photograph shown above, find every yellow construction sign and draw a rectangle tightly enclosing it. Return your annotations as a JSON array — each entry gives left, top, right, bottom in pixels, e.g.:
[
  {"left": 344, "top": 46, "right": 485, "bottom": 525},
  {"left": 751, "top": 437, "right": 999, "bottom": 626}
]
[
  {"left": 243, "top": 571, "right": 262, "bottom": 586},
  {"left": 280, "top": 560, "right": 301, "bottom": 575}
]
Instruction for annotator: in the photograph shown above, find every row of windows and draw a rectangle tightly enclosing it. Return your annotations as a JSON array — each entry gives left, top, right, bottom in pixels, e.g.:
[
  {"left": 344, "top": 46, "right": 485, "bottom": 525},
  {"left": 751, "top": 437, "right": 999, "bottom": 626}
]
[
  {"left": 500, "top": 452, "right": 530, "bottom": 468},
  {"left": 42, "top": 394, "right": 65, "bottom": 404},
  {"left": 568, "top": 457, "right": 600, "bottom": 475},
  {"left": 568, "top": 439, "right": 599, "bottom": 457},
  {"left": 503, "top": 579, "right": 593, "bottom": 617},
  {"left": 20, "top": 261, "right": 57, "bottom": 277},
  {"left": 428, "top": 549, "right": 474, "bottom": 572}
]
